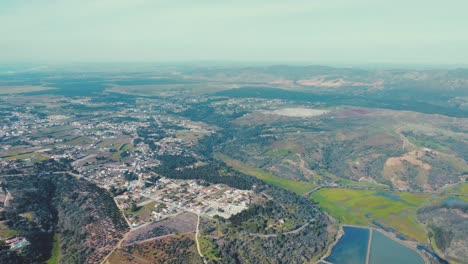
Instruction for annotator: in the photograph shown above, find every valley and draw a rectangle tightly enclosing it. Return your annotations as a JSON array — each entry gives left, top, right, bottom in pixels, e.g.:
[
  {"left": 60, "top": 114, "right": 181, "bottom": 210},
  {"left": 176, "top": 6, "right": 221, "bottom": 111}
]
[{"left": 0, "top": 65, "right": 466, "bottom": 263}]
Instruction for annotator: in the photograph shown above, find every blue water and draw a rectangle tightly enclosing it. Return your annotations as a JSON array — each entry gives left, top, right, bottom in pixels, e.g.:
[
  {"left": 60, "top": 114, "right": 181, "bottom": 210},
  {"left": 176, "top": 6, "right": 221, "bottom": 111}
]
[
  {"left": 417, "top": 245, "right": 449, "bottom": 264},
  {"left": 373, "top": 192, "right": 414, "bottom": 206},
  {"left": 369, "top": 231, "right": 424, "bottom": 264},
  {"left": 443, "top": 197, "right": 467, "bottom": 207},
  {"left": 326, "top": 226, "right": 369, "bottom": 264}
]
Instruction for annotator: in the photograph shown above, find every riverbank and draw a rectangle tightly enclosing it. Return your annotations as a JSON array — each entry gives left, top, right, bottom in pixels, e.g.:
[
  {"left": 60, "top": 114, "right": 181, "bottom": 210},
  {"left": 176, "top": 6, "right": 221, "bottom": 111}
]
[{"left": 316, "top": 224, "right": 344, "bottom": 264}]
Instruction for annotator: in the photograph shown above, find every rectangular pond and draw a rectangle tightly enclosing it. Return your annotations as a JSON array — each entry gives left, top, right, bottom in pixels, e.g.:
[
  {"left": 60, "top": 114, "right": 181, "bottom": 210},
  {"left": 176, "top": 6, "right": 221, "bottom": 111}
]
[
  {"left": 325, "top": 226, "right": 369, "bottom": 264},
  {"left": 369, "top": 230, "right": 424, "bottom": 264},
  {"left": 325, "top": 226, "right": 425, "bottom": 264}
]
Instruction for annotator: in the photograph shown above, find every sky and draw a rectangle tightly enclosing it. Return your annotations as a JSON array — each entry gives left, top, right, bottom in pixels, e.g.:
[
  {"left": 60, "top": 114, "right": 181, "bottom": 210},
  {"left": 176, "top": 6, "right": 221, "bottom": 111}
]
[{"left": 1, "top": 0, "right": 467, "bottom": 65}]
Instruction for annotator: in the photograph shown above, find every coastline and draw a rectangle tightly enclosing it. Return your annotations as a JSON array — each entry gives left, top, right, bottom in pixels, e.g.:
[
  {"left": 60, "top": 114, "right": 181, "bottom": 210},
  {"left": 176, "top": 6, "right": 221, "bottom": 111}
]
[{"left": 315, "top": 212, "right": 344, "bottom": 264}]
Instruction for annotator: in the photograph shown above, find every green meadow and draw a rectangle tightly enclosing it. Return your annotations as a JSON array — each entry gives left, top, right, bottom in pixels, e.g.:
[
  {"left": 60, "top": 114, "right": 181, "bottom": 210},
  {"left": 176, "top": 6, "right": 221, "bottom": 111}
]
[
  {"left": 310, "top": 188, "right": 432, "bottom": 242},
  {"left": 337, "top": 179, "right": 390, "bottom": 189},
  {"left": 46, "top": 234, "right": 61, "bottom": 264},
  {"left": 447, "top": 182, "right": 468, "bottom": 196}
]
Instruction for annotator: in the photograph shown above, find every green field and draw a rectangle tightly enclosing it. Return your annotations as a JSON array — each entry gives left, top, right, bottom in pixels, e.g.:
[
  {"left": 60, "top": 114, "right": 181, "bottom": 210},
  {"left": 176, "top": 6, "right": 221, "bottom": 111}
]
[
  {"left": 46, "top": 234, "right": 61, "bottom": 264},
  {"left": 337, "top": 179, "right": 390, "bottom": 189},
  {"left": 112, "top": 143, "right": 133, "bottom": 160},
  {"left": 264, "top": 148, "right": 293, "bottom": 156},
  {"left": 216, "top": 153, "right": 315, "bottom": 195},
  {"left": 0, "top": 86, "right": 55, "bottom": 95},
  {"left": 310, "top": 188, "right": 432, "bottom": 242},
  {"left": 447, "top": 182, "right": 468, "bottom": 195},
  {"left": 1, "top": 152, "right": 49, "bottom": 162},
  {"left": 124, "top": 200, "right": 158, "bottom": 222}
]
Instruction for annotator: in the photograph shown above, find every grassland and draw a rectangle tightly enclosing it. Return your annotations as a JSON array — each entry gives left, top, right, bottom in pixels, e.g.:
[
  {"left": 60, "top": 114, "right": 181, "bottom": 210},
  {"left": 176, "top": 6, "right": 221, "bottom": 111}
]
[
  {"left": 124, "top": 200, "right": 157, "bottom": 221},
  {"left": 264, "top": 148, "right": 293, "bottom": 156},
  {"left": 0, "top": 222, "right": 19, "bottom": 239},
  {"left": 112, "top": 143, "right": 133, "bottom": 160},
  {"left": 337, "top": 179, "right": 390, "bottom": 189},
  {"left": 447, "top": 182, "right": 468, "bottom": 195},
  {"left": 216, "top": 153, "right": 315, "bottom": 195},
  {"left": 310, "top": 188, "right": 432, "bottom": 242},
  {"left": 0, "top": 85, "right": 55, "bottom": 95},
  {"left": 46, "top": 234, "right": 61, "bottom": 264},
  {"left": 1, "top": 152, "right": 49, "bottom": 162},
  {"left": 20, "top": 211, "right": 34, "bottom": 221}
]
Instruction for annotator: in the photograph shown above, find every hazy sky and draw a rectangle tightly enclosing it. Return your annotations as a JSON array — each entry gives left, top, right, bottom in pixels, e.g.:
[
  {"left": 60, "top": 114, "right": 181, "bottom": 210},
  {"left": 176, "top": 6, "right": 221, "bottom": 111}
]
[{"left": 1, "top": 0, "right": 467, "bottom": 64}]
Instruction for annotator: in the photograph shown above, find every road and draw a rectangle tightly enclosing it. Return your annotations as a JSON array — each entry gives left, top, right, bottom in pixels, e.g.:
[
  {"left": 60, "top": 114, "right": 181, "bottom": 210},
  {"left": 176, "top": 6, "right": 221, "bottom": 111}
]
[
  {"left": 365, "top": 228, "right": 373, "bottom": 264},
  {"left": 195, "top": 214, "right": 207, "bottom": 264},
  {"left": 113, "top": 197, "right": 132, "bottom": 228},
  {"left": 140, "top": 193, "right": 213, "bottom": 219},
  {"left": 249, "top": 220, "right": 312, "bottom": 238}
]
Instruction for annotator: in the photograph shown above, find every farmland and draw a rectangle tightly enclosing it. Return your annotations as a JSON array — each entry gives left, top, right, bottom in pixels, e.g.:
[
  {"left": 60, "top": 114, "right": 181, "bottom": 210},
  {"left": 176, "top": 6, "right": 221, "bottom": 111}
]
[
  {"left": 310, "top": 188, "right": 432, "bottom": 242},
  {"left": 0, "top": 85, "right": 55, "bottom": 94},
  {"left": 1, "top": 64, "right": 467, "bottom": 263}
]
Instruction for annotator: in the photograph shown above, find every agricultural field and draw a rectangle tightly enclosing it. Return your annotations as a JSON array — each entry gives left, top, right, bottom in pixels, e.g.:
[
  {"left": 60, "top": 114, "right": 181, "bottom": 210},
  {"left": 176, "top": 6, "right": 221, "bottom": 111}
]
[
  {"left": 310, "top": 188, "right": 432, "bottom": 242},
  {"left": 446, "top": 182, "right": 468, "bottom": 196},
  {"left": 337, "top": 179, "right": 390, "bottom": 189},
  {"left": 0, "top": 85, "right": 55, "bottom": 94},
  {"left": 216, "top": 153, "right": 316, "bottom": 195},
  {"left": 0, "top": 150, "right": 50, "bottom": 162},
  {"left": 123, "top": 200, "right": 158, "bottom": 224}
]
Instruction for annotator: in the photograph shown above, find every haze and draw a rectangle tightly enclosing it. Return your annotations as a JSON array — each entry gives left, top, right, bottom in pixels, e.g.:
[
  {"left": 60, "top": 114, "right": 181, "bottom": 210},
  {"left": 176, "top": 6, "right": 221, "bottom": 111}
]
[{"left": 1, "top": 0, "right": 467, "bottom": 65}]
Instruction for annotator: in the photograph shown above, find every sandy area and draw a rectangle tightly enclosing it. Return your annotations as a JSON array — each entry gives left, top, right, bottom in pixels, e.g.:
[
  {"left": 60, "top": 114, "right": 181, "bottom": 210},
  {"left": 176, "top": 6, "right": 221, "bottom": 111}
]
[{"left": 268, "top": 107, "right": 329, "bottom": 117}]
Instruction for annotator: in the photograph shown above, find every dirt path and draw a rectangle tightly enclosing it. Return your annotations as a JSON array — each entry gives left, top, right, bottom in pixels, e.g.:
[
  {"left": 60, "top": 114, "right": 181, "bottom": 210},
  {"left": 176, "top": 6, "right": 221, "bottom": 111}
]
[
  {"left": 395, "top": 126, "right": 414, "bottom": 152},
  {"left": 296, "top": 153, "right": 316, "bottom": 180},
  {"left": 195, "top": 214, "right": 207, "bottom": 264},
  {"left": 249, "top": 221, "right": 311, "bottom": 238},
  {"left": 113, "top": 197, "right": 132, "bottom": 228},
  {"left": 125, "top": 231, "right": 194, "bottom": 247},
  {"left": 365, "top": 228, "right": 373, "bottom": 264}
]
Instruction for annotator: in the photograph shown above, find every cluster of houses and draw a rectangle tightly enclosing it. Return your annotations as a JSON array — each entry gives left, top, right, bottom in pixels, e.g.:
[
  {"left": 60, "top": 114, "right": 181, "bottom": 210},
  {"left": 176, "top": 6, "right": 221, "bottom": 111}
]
[{"left": 4, "top": 237, "right": 30, "bottom": 250}]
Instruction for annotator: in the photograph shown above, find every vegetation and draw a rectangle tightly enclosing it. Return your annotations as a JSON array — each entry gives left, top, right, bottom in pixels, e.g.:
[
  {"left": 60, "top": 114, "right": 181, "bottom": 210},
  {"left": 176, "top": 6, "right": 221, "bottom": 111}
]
[
  {"left": 446, "top": 182, "right": 468, "bottom": 195},
  {"left": 0, "top": 86, "right": 55, "bottom": 95},
  {"left": 198, "top": 236, "right": 221, "bottom": 262},
  {"left": 310, "top": 188, "right": 432, "bottom": 242},
  {"left": 337, "top": 179, "right": 390, "bottom": 189},
  {"left": 151, "top": 156, "right": 255, "bottom": 191},
  {"left": 216, "top": 153, "right": 316, "bottom": 195},
  {"left": 198, "top": 184, "right": 331, "bottom": 264},
  {"left": 418, "top": 197, "right": 468, "bottom": 263},
  {"left": 106, "top": 234, "right": 202, "bottom": 264},
  {"left": 3, "top": 65, "right": 468, "bottom": 263},
  {"left": 0, "top": 160, "right": 128, "bottom": 264},
  {"left": 46, "top": 234, "right": 61, "bottom": 264}
]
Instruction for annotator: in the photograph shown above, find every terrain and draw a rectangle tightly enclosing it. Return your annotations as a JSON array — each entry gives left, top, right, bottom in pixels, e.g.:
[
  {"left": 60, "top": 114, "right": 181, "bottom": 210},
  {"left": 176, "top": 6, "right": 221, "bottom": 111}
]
[{"left": 0, "top": 64, "right": 466, "bottom": 263}]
